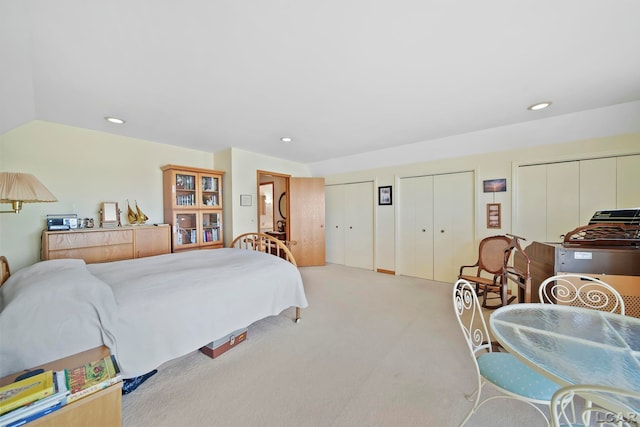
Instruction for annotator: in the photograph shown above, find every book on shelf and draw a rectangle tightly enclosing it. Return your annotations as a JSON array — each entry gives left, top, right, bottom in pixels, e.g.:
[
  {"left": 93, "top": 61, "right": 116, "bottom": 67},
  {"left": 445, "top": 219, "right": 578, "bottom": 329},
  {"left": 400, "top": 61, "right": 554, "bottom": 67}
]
[
  {"left": 0, "top": 371, "right": 68, "bottom": 427},
  {"left": 66, "top": 355, "right": 121, "bottom": 404},
  {"left": 0, "top": 371, "right": 55, "bottom": 416},
  {"left": 3, "top": 401, "right": 62, "bottom": 427}
]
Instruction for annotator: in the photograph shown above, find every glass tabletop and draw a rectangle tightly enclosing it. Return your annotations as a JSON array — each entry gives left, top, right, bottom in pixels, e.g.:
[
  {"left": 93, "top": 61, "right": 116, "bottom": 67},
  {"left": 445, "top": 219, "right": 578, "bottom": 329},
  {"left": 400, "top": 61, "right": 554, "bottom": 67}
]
[{"left": 490, "top": 304, "right": 640, "bottom": 394}]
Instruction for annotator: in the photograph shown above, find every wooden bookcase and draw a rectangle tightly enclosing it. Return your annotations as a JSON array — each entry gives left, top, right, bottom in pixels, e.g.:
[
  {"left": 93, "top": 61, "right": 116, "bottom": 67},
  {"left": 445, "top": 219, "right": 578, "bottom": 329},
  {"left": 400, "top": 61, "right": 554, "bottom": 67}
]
[
  {"left": 42, "top": 225, "right": 171, "bottom": 263},
  {"left": 162, "top": 165, "right": 224, "bottom": 251},
  {"left": 0, "top": 346, "right": 122, "bottom": 427}
]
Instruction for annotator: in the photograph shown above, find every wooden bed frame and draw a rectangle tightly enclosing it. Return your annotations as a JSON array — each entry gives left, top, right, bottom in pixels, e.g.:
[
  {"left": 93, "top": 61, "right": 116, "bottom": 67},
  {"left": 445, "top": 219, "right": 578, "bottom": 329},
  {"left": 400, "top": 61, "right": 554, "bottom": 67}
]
[
  {"left": 229, "top": 232, "right": 301, "bottom": 322},
  {"left": 0, "top": 256, "right": 9, "bottom": 287}
]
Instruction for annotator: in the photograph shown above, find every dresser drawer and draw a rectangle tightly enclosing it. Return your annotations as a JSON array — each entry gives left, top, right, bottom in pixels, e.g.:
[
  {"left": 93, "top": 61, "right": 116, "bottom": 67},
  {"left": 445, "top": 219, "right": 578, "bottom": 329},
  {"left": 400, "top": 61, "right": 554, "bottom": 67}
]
[{"left": 46, "top": 229, "right": 133, "bottom": 250}]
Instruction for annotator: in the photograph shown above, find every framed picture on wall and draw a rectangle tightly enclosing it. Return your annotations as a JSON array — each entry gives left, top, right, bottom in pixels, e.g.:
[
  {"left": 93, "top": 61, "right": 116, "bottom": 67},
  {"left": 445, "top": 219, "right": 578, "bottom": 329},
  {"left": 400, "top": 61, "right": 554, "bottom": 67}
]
[
  {"left": 483, "top": 178, "right": 507, "bottom": 193},
  {"left": 378, "top": 186, "right": 392, "bottom": 205},
  {"left": 486, "top": 203, "right": 501, "bottom": 228},
  {"left": 240, "top": 194, "right": 252, "bottom": 206}
]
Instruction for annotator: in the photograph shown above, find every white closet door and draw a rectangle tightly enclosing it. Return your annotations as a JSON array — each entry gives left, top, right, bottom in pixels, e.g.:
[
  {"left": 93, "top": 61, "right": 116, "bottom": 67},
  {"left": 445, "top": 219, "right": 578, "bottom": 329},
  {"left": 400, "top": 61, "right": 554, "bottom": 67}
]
[
  {"left": 546, "top": 162, "right": 579, "bottom": 242},
  {"left": 397, "top": 177, "right": 418, "bottom": 277},
  {"left": 415, "top": 178, "right": 434, "bottom": 279},
  {"left": 344, "top": 182, "right": 374, "bottom": 270},
  {"left": 325, "top": 185, "right": 345, "bottom": 264},
  {"left": 516, "top": 164, "right": 547, "bottom": 244},
  {"left": 433, "top": 172, "right": 474, "bottom": 283},
  {"left": 580, "top": 157, "right": 616, "bottom": 224},
  {"left": 398, "top": 175, "right": 434, "bottom": 279},
  {"left": 617, "top": 155, "right": 640, "bottom": 208}
]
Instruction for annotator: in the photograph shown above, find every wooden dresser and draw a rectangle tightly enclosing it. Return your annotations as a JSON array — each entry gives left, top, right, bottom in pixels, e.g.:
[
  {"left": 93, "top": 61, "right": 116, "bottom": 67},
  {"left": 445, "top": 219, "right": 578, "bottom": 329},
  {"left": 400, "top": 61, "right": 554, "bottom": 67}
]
[{"left": 42, "top": 225, "right": 171, "bottom": 263}]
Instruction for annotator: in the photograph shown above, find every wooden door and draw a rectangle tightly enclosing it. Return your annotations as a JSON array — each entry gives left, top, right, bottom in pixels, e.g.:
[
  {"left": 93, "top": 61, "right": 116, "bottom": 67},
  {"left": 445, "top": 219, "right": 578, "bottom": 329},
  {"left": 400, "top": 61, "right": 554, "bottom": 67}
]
[
  {"left": 325, "top": 184, "right": 345, "bottom": 264},
  {"left": 398, "top": 175, "right": 434, "bottom": 279},
  {"left": 344, "top": 182, "right": 374, "bottom": 270},
  {"left": 433, "top": 172, "right": 474, "bottom": 283},
  {"left": 289, "top": 177, "right": 326, "bottom": 266}
]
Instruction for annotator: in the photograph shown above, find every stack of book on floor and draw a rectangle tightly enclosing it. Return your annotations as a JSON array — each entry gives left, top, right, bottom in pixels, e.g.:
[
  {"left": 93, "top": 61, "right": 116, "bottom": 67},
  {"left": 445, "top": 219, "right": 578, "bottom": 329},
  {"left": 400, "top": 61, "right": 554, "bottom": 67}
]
[{"left": 0, "top": 355, "right": 121, "bottom": 427}]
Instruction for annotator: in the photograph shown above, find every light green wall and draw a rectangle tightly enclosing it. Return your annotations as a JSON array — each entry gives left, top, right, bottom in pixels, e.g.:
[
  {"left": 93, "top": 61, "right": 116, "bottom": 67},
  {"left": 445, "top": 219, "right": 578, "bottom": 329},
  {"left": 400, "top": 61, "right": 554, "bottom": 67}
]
[
  {"left": 0, "top": 120, "right": 214, "bottom": 270},
  {"left": 3, "top": 120, "right": 638, "bottom": 273},
  {"left": 216, "top": 147, "right": 311, "bottom": 243},
  {"left": 324, "top": 133, "right": 640, "bottom": 272},
  {"left": 0, "top": 121, "right": 312, "bottom": 270}
]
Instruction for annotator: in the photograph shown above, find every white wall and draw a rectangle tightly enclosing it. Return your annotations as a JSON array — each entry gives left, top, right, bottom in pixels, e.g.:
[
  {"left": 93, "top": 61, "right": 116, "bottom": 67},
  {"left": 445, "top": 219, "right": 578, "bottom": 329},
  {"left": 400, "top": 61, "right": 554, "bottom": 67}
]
[
  {"left": 323, "top": 132, "right": 640, "bottom": 273},
  {"left": 0, "top": 120, "right": 214, "bottom": 270},
  {"left": 309, "top": 101, "right": 640, "bottom": 176}
]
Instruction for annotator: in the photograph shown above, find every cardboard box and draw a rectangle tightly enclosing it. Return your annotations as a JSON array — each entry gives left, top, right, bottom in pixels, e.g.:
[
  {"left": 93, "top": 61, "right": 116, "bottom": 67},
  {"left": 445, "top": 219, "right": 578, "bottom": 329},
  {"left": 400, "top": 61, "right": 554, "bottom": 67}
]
[{"left": 199, "top": 328, "right": 247, "bottom": 359}]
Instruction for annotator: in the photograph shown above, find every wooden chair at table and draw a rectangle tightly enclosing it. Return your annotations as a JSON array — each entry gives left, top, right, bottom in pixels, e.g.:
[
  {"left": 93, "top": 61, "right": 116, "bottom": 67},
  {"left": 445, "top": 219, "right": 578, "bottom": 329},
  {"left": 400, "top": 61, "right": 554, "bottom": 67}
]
[
  {"left": 459, "top": 235, "right": 515, "bottom": 309},
  {"left": 550, "top": 384, "right": 640, "bottom": 427},
  {"left": 452, "top": 279, "right": 562, "bottom": 426}
]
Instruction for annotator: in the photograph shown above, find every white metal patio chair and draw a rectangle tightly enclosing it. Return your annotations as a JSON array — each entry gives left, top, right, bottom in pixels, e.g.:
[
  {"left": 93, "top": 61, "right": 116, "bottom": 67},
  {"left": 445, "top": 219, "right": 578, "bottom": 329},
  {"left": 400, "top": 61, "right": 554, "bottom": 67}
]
[
  {"left": 453, "top": 279, "right": 562, "bottom": 426},
  {"left": 550, "top": 384, "right": 640, "bottom": 427},
  {"left": 539, "top": 274, "right": 625, "bottom": 315},
  {"left": 539, "top": 273, "right": 627, "bottom": 424}
]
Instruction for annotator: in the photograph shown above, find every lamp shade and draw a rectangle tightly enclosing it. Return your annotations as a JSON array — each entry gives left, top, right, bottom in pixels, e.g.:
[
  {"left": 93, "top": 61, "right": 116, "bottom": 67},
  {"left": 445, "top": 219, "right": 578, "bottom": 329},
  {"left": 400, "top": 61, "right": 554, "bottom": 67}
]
[{"left": 0, "top": 172, "right": 57, "bottom": 204}]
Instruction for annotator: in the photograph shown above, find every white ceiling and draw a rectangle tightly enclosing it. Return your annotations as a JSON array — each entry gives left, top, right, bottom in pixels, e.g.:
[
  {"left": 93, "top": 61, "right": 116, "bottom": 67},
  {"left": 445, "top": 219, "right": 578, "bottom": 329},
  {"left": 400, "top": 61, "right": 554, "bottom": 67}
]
[{"left": 2, "top": 0, "right": 640, "bottom": 167}]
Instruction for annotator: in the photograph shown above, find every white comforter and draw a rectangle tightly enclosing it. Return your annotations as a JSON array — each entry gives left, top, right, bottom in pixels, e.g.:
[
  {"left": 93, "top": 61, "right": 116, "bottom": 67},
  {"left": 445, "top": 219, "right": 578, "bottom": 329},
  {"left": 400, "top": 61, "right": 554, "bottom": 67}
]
[{"left": 0, "top": 249, "right": 307, "bottom": 378}]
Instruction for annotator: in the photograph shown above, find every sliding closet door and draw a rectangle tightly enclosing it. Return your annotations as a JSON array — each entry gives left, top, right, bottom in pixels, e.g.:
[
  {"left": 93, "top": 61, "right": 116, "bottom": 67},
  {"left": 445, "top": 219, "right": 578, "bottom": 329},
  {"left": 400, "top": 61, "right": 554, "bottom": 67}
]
[
  {"left": 617, "top": 154, "right": 640, "bottom": 208},
  {"left": 516, "top": 154, "right": 636, "bottom": 246},
  {"left": 344, "top": 182, "right": 374, "bottom": 270},
  {"left": 546, "top": 162, "right": 579, "bottom": 242},
  {"left": 433, "top": 172, "right": 474, "bottom": 283},
  {"left": 325, "top": 185, "right": 345, "bottom": 264},
  {"left": 515, "top": 164, "right": 547, "bottom": 244},
  {"left": 324, "top": 182, "right": 374, "bottom": 269},
  {"left": 397, "top": 176, "right": 434, "bottom": 279},
  {"left": 579, "top": 157, "right": 616, "bottom": 225}
]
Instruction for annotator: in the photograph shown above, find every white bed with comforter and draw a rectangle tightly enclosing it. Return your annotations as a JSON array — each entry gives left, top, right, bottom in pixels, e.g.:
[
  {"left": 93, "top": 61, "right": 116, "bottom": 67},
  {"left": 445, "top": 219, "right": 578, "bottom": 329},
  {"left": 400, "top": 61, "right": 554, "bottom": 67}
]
[{"left": 0, "top": 235, "right": 307, "bottom": 379}]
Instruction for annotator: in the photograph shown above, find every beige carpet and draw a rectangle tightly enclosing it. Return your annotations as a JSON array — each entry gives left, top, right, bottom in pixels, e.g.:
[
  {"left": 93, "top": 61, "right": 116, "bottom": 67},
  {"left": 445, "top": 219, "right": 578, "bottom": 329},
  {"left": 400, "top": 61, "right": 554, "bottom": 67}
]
[{"left": 122, "top": 264, "right": 548, "bottom": 426}]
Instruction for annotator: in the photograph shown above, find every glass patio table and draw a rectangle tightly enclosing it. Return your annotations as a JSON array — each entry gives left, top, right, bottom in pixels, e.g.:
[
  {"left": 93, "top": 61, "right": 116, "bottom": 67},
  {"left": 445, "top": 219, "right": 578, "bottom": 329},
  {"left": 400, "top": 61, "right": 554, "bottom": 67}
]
[{"left": 490, "top": 303, "right": 640, "bottom": 411}]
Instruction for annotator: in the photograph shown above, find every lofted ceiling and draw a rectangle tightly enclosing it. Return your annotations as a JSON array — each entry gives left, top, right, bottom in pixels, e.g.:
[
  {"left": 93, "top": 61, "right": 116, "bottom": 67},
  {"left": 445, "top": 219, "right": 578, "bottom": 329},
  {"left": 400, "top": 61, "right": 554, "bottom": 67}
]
[{"left": 2, "top": 0, "right": 640, "bottom": 166}]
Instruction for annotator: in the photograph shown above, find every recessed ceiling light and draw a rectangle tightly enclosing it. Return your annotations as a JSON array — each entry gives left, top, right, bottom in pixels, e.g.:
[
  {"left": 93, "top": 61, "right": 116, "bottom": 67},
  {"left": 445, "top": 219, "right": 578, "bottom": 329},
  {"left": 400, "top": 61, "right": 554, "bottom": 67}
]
[
  {"left": 280, "top": 137, "right": 293, "bottom": 142},
  {"left": 527, "top": 102, "right": 552, "bottom": 111},
  {"left": 105, "top": 116, "right": 126, "bottom": 124}
]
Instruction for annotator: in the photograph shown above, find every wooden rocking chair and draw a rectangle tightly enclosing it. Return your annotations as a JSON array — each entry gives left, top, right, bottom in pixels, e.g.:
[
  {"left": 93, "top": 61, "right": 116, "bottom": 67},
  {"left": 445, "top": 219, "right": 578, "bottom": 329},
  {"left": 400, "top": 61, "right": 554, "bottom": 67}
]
[{"left": 459, "top": 235, "right": 515, "bottom": 309}]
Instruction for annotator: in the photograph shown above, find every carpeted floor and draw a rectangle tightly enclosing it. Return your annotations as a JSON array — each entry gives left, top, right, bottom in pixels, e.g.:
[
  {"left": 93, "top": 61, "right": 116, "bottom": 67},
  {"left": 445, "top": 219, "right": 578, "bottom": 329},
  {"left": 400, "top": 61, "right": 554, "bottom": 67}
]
[{"left": 122, "top": 264, "right": 549, "bottom": 426}]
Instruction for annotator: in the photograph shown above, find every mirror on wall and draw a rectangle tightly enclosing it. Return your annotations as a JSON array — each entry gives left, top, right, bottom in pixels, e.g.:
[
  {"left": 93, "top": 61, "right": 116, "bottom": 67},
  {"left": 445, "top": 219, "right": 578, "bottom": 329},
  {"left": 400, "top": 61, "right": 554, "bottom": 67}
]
[
  {"left": 278, "top": 192, "right": 286, "bottom": 220},
  {"left": 257, "top": 170, "right": 290, "bottom": 239},
  {"left": 259, "top": 182, "right": 274, "bottom": 232}
]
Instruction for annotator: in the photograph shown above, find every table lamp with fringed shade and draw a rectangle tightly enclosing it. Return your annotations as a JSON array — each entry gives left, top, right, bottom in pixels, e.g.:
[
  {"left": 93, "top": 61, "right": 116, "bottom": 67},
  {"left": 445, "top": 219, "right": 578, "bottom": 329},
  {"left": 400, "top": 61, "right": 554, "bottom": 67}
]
[{"left": 0, "top": 172, "right": 57, "bottom": 213}]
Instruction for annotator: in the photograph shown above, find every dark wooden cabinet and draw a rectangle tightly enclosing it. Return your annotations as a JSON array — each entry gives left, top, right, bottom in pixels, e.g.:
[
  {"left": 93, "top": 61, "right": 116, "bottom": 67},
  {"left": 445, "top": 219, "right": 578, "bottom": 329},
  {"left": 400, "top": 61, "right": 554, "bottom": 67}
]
[{"left": 516, "top": 241, "right": 640, "bottom": 314}]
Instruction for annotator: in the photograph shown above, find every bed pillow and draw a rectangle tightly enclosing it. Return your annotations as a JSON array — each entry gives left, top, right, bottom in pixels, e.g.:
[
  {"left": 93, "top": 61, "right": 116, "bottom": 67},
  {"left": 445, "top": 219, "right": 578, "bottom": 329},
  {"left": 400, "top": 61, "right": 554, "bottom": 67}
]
[{"left": 0, "top": 259, "right": 118, "bottom": 377}]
